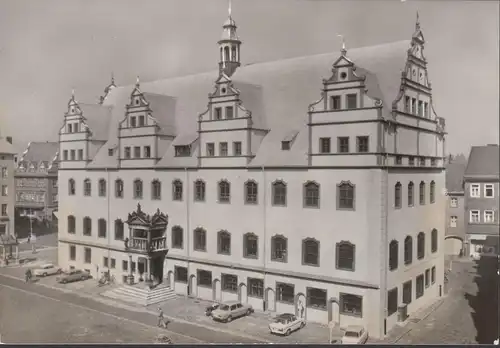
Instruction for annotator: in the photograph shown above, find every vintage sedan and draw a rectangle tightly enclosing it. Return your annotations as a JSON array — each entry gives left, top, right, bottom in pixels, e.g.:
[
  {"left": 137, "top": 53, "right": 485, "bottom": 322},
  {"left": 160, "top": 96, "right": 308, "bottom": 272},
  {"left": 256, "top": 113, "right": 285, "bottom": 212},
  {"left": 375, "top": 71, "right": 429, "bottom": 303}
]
[
  {"left": 341, "top": 325, "right": 369, "bottom": 344},
  {"left": 33, "top": 263, "right": 61, "bottom": 277},
  {"left": 269, "top": 313, "right": 305, "bottom": 336},
  {"left": 56, "top": 269, "right": 91, "bottom": 284},
  {"left": 205, "top": 303, "right": 220, "bottom": 316},
  {"left": 211, "top": 301, "right": 253, "bottom": 322}
]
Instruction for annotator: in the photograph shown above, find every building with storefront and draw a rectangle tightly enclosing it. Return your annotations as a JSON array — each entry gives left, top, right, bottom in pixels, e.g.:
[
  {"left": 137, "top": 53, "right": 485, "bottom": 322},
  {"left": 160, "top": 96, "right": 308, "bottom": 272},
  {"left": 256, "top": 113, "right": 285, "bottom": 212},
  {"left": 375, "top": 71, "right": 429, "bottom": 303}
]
[{"left": 57, "top": 10, "right": 446, "bottom": 339}]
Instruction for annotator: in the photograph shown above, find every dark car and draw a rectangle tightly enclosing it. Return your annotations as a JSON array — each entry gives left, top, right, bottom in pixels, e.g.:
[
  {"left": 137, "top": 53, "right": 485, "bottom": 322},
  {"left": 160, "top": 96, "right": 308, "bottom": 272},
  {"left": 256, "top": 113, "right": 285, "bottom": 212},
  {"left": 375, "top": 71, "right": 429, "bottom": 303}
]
[{"left": 205, "top": 303, "right": 220, "bottom": 316}]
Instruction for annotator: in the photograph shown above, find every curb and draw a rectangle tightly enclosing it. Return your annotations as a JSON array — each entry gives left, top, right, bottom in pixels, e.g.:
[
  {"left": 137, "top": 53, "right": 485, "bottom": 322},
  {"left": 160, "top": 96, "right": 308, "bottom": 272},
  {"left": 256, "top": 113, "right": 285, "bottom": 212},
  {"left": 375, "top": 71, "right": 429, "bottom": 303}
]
[{"left": 0, "top": 272, "right": 268, "bottom": 343}]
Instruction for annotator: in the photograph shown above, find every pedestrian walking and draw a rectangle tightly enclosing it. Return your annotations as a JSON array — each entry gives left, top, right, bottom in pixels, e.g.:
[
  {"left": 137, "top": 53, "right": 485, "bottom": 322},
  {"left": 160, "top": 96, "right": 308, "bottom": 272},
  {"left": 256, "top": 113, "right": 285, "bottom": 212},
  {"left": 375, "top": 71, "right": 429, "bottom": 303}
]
[
  {"left": 25, "top": 268, "right": 32, "bottom": 283},
  {"left": 27, "top": 235, "right": 31, "bottom": 244},
  {"left": 157, "top": 307, "right": 167, "bottom": 328}
]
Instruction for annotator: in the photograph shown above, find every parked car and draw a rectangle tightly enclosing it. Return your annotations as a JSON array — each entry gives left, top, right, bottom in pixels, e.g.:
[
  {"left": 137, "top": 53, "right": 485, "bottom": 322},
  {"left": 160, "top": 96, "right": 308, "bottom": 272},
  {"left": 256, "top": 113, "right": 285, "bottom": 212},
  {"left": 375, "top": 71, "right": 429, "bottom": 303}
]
[
  {"left": 205, "top": 303, "right": 220, "bottom": 316},
  {"left": 56, "top": 269, "right": 91, "bottom": 284},
  {"left": 211, "top": 301, "right": 253, "bottom": 322},
  {"left": 341, "top": 325, "right": 369, "bottom": 344},
  {"left": 269, "top": 313, "right": 305, "bottom": 336},
  {"left": 33, "top": 263, "right": 61, "bottom": 277}
]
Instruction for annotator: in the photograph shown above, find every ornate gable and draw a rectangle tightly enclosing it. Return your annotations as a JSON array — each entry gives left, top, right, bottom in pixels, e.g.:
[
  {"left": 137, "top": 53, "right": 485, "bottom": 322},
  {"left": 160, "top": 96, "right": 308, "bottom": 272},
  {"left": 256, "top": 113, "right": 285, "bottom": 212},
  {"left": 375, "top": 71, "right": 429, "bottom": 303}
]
[{"left": 125, "top": 204, "right": 169, "bottom": 227}]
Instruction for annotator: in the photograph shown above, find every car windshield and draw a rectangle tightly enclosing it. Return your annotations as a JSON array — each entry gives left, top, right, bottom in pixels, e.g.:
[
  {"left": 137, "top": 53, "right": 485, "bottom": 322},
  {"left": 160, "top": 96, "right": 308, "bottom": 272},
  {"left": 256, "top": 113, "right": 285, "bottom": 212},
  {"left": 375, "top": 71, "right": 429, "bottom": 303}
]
[
  {"left": 275, "top": 318, "right": 287, "bottom": 324},
  {"left": 219, "top": 305, "right": 230, "bottom": 311},
  {"left": 345, "top": 331, "right": 360, "bottom": 338}
]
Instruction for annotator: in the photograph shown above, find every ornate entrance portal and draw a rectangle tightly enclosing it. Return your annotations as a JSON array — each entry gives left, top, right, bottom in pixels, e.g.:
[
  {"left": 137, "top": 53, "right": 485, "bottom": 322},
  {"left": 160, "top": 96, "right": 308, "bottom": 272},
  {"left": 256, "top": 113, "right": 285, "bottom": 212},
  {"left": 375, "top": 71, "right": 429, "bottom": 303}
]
[{"left": 125, "top": 204, "right": 169, "bottom": 285}]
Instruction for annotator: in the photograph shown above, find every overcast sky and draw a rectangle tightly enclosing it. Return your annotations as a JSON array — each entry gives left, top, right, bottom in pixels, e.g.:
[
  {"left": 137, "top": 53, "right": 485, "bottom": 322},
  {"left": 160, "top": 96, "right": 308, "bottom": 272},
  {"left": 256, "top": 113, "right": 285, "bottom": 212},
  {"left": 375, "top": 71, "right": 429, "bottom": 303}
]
[{"left": 0, "top": 0, "right": 497, "bottom": 155}]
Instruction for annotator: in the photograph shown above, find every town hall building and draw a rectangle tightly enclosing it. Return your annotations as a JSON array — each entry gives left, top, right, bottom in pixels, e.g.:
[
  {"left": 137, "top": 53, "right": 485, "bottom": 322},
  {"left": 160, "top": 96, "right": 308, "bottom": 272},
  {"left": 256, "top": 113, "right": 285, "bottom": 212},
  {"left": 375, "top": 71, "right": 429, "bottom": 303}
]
[{"left": 57, "top": 8, "right": 446, "bottom": 339}]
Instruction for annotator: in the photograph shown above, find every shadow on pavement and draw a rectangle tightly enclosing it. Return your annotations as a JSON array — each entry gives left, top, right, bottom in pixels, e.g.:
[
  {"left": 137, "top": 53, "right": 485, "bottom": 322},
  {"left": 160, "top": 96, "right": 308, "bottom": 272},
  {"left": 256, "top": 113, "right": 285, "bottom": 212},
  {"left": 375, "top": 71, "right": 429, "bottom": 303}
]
[{"left": 464, "top": 257, "right": 499, "bottom": 344}]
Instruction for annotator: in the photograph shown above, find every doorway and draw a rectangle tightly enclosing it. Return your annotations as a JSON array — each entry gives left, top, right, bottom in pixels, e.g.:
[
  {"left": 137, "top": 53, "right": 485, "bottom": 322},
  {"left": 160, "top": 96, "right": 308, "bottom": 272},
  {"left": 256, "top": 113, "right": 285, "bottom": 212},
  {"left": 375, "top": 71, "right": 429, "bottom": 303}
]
[{"left": 151, "top": 256, "right": 164, "bottom": 283}]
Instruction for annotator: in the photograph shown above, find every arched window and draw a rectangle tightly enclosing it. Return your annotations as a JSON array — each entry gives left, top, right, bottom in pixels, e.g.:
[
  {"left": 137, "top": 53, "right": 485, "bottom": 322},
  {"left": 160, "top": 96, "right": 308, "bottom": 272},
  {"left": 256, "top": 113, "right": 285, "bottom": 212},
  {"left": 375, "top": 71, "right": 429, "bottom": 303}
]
[
  {"left": 419, "top": 181, "right": 426, "bottom": 205},
  {"left": 271, "top": 235, "right": 287, "bottom": 262},
  {"left": 98, "top": 218, "right": 107, "bottom": 238},
  {"left": 114, "top": 219, "right": 124, "bottom": 240},
  {"left": 430, "top": 181, "right": 436, "bottom": 204},
  {"left": 194, "top": 180, "right": 206, "bottom": 201},
  {"left": 404, "top": 236, "right": 413, "bottom": 265},
  {"left": 408, "top": 182, "right": 414, "bottom": 206},
  {"left": 243, "top": 233, "right": 258, "bottom": 258},
  {"left": 336, "top": 241, "right": 355, "bottom": 271},
  {"left": 304, "top": 181, "right": 320, "bottom": 208},
  {"left": 431, "top": 229, "right": 438, "bottom": 253},
  {"left": 220, "top": 47, "right": 223, "bottom": 62},
  {"left": 217, "top": 230, "right": 231, "bottom": 255},
  {"left": 193, "top": 228, "right": 206, "bottom": 251},
  {"left": 389, "top": 240, "right": 399, "bottom": 270},
  {"left": 302, "top": 238, "right": 320, "bottom": 266},
  {"left": 394, "top": 182, "right": 402, "bottom": 208},
  {"left": 133, "top": 179, "right": 143, "bottom": 199},
  {"left": 171, "top": 226, "right": 184, "bottom": 249},
  {"left": 67, "top": 215, "right": 75, "bottom": 234},
  {"left": 151, "top": 180, "right": 161, "bottom": 200},
  {"left": 218, "top": 180, "right": 230, "bottom": 203},
  {"left": 231, "top": 46, "right": 236, "bottom": 60},
  {"left": 68, "top": 179, "right": 76, "bottom": 196},
  {"left": 83, "top": 217, "right": 92, "bottom": 236},
  {"left": 83, "top": 178, "right": 91, "bottom": 196},
  {"left": 337, "top": 181, "right": 355, "bottom": 209},
  {"left": 417, "top": 232, "right": 425, "bottom": 259},
  {"left": 245, "top": 180, "right": 258, "bottom": 204},
  {"left": 272, "top": 180, "right": 287, "bottom": 206},
  {"left": 98, "top": 179, "right": 107, "bottom": 197},
  {"left": 172, "top": 180, "right": 183, "bottom": 201},
  {"left": 224, "top": 46, "right": 230, "bottom": 61},
  {"left": 115, "top": 179, "right": 124, "bottom": 198}
]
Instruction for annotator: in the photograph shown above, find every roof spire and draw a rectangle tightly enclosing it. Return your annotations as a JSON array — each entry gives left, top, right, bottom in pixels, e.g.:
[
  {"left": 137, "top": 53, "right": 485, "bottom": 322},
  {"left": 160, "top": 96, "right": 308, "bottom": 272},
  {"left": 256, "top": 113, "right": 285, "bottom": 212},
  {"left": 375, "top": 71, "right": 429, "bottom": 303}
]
[
  {"left": 337, "top": 34, "right": 347, "bottom": 56},
  {"left": 71, "top": 88, "right": 75, "bottom": 98},
  {"left": 135, "top": 75, "right": 140, "bottom": 88},
  {"left": 111, "top": 72, "right": 115, "bottom": 86},
  {"left": 416, "top": 10, "right": 420, "bottom": 31},
  {"left": 228, "top": 0, "right": 232, "bottom": 17}
]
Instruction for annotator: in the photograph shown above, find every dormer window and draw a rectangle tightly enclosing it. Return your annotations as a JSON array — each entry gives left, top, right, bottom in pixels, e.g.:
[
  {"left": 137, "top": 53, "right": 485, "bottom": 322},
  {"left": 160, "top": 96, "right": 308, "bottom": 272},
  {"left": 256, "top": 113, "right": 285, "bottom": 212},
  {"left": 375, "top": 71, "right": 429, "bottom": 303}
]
[
  {"left": 346, "top": 94, "right": 357, "bottom": 109},
  {"left": 340, "top": 71, "right": 347, "bottom": 80},
  {"left": 134, "top": 146, "right": 141, "bottom": 158},
  {"left": 74, "top": 123, "right": 79, "bottom": 132},
  {"left": 124, "top": 147, "right": 131, "bottom": 159},
  {"left": 144, "top": 146, "right": 151, "bottom": 158},
  {"left": 219, "top": 142, "right": 228, "bottom": 156},
  {"left": 138, "top": 115, "right": 145, "bottom": 127},
  {"left": 67, "top": 124, "right": 73, "bottom": 133},
  {"left": 130, "top": 117, "right": 137, "bottom": 128},
  {"left": 175, "top": 145, "right": 191, "bottom": 157},
  {"left": 221, "top": 87, "right": 227, "bottom": 94},
  {"left": 71, "top": 107, "right": 74, "bottom": 113},
  {"left": 404, "top": 96, "right": 410, "bottom": 113},
  {"left": 411, "top": 98, "right": 417, "bottom": 114},
  {"left": 330, "top": 96, "right": 341, "bottom": 110},
  {"left": 281, "top": 141, "right": 291, "bottom": 151},
  {"left": 423, "top": 102, "right": 429, "bottom": 118},
  {"left": 418, "top": 101, "right": 423, "bottom": 116},
  {"left": 108, "top": 149, "right": 113, "bottom": 156},
  {"left": 225, "top": 106, "right": 234, "bottom": 119},
  {"left": 135, "top": 98, "right": 140, "bottom": 105},
  {"left": 214, "top": 107, "right": 222, "bottom": 120}
]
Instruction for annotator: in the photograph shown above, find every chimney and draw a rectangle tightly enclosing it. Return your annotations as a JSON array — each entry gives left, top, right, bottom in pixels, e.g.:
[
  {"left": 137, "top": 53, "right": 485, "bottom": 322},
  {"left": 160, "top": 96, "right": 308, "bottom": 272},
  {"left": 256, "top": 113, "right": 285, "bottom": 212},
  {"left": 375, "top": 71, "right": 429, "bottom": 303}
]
[{"left": 6, "top": 136, "right": 12, "bottom": 144}]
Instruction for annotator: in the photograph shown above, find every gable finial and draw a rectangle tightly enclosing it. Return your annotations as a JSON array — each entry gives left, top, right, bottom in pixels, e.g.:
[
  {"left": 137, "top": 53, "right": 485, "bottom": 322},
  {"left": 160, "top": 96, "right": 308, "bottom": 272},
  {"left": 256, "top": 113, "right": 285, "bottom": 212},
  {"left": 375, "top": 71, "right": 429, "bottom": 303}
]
[
  {"left": 111, "top": 72, "right": 115, "bottom": 86},
  {"left": 228, "top": 0, "right": 232, "bottom": 17},
  {"left": 136, "top": 75, "right": 140, "bottom": 88},
  {"left": 337, "top": 34, "right": 347, "bottom": 56},
  {"left": 416, "top": 11, "right": 420, "bottom": 30},
  {"left": 71, "top": 88, "right": 75, "bottom": 98}
]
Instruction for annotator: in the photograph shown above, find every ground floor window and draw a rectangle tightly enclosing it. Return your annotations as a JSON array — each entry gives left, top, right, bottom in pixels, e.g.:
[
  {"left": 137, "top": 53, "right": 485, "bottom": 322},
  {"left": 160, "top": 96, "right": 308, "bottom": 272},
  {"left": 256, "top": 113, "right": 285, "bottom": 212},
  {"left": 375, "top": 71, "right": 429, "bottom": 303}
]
[
  {"left": 103, "top": 257, "right": 109, "bottom": 268},
  {"left": 110, "top": 258, "right": 116, "bottom": 269},
  {"left": 69, "top": 245, "right": 76, "bottom": 261},
  {"left": 84, "top": 247, "right": 91, "bottom": 264},
  {"left": 402, "top": 280, "right": 412, "bottom": 304},
  {"left": 175, "top": 266, "right": 188, "bottom": 283},
  {"left": 276, "top": 282, "right": 294, "bottom": 303},
  {"left": 122, "top": 260, "right": 128, "bottom": 271},
  {"left": 431, "top": 266, "right": 436, "bottom": 284},
  {"left": 387, "top": 287, "right": 398, "bottom": 316},
  {"left": 425, "top": 269, "right": 430, "bottom": 288},
  {"left": 197, "top": 269, "right": 212, "bottom": 287},
  {"left": 131, "top": 261, "right": 136, "bottom": 273},
  {"left": 306, "top": 287, "right": 327, "bottom": 309},
  {"left": 340, "top": 293, "right": 363, "bottom": 317},
  {"left": 222, "top": 273, "right": 238, "bottom": 292},
  {"left": 247, "top": 278, "right": 264, "bottom": 298},
  {"left": 416, "top": 274, "right": 424, "bottom": 298}
]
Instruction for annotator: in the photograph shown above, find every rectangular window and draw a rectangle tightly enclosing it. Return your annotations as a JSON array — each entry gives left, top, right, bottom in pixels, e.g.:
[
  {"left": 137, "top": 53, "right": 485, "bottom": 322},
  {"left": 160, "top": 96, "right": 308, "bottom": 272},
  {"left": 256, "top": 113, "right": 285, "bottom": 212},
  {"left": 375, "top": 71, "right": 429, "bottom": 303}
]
[
  {"left": 346, "top": 94, "right": 357, "bottom": 109},
  {"left": 404, "top": 96, "right": 410, "bottom": 113},
  {"left": 484, "top": 184, "right": 494, "bottom": 198},
  {"left": 1, "top": 204, "right": 7, "bottom": 216},
  {"left": 138, "top": 115, "right": 145, "bottom": 127},
  {"left": 63, "top": 150, "right": 68, "bottom": 161},
  {"left": 431, "top": 266, "right": 436, "bottom": 284},
  {"left": 418, "top": 100, "right": 423, "bottom": 116},
  {"left": 306, "top": 287, "right": 327, "bottom": 310},
  {"left": 247, "top": 278, "right": 264, "bottom": 298},
  {"left": 450, "top": 197, "right": 458, "bottom": 208},
  {"left": 197, "top": 269, "right": 212, "bottom": 287},
  {"left": 130, "top": 116, "right": 136, "bottom": 128},
  {"left": 69, "top": 245, "right": 76, "bottom": 261},
  {"left": 225, "top": 106, "right": 234, "bottom": 119},
  {"left": 67, "top": 124, "right": 73, "bottom": 133},
  {"left": 70, "top": 150, "right": 75, "bottom": 161},
  {"left": 356, "top": 136, "right": 369, "bottom": 153},
  {"left": 122, "top": 260, "right": 128, "bottom": 271},
  {"left": 419, "top": 157, "right": 426, "bottom": 166},
  {"left": 134, "top": 146, "right": 141, "bottom": 158},
  {"left": 84, "top": 247, "right": 91, "bottom": 264},
  {"left": 331, "top": 96, "right": 341, "bottom": 110},
  {"left": 423, "top": 102, "right": 429, "bottom": 117},
  {"left": 144, "top": 146, "right": 151, "bottom": 158},
  {"left": 408, "top": 156, "right": 415, "bottom": 166},
  {"left": 411, "top": 98, "right": 417, "bottom": 114},
  {"left": 103, "top": 257, "right": 109, "bottom": 268},
  {"left": 233, "top": 142, "right": 242, "bottom": 156},
  {"left": 484, "top": 210, "right": 494, "bottom": 223},
  {"left": 338, "top": 137, "right": 349, "bottom": 153},
  {"left": 221, "top": 273, "right": 238, "bottom": 293},
  {"left": 0, "top": 167, "right": 6, "bottom": 178},
  {"left": 78, "top": 149, "right": 83, "bottom": 160},
  {"left": 131, "top": 262, "right": 136, "bottom": 273},
  {"left": 450, "top": 216, "right": 457, "bottom": 227},
  {"left": 319, "top": 137, "right": 331, "bottom": 154},
  {"left": 276, "top": 282, "right": 294, "bottom": 304},
  {"left": 387, "top": 287, "right": 398, "bottom": 316},
  {"left": 470, "top": 184, "right": 480, "bottom": 198},
  {"left": 431, "top": 158, "right": 437, "bottom": 166},
  {"left": 339, "top": 293, "right": 363, "bottom": 317},
  {"left": 214, "top": 107, "right": 222, "bottom": 120},
  {"left": 396, "top": 156, "right": 402, "bottom": 165},
  {"left": 403, "top": 280, "right": 412, "bottom": 304},
  {"left": 206, "top": 143, "right": 215, "bottom": 157},
  {"left": 108, "top": 149, "right": 113, "bottom": 156},
  {"left": 110, "top": 258, "right": 116, "bottom": 269},
  {"left": 175, "top": 145, "right": 191, "bottom": 157},
  {"left": 470, "top": 210, "right": 480, "bottom": 223},
  {"left": 73, "top": 123, "right": 79, "bottom": 132},
  {"left": 174, "top": 266, "right": 188, "bottom": 283},
  {"left": 416, "top": 274, "right": 424, "bottom": 298},
  {"left": 425, "top": 269, "right": 430, "bottom": 288},
  {"left": 1, "top": 186, "right": 7, "bottom": 197},
  {"left": 124, "top": 147, "right": 131, "bottom": 159},
  {"left": 281, "top": 141, "right": 291, "bottom": 151},
  {"left": 219, "top": 142, "right": 228, "bottom": 156}
]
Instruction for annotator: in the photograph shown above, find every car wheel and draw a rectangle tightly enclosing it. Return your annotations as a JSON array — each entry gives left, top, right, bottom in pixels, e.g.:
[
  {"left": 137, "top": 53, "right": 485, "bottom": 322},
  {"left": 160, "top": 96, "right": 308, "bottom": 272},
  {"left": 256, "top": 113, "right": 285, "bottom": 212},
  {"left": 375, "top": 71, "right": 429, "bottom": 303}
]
[
  {"left": 300, "top": 322, "right": 305, "bottom": 329},
  {"left": 62, "top": 279, "right": 67, "bottom": 284},
  {"left": 43, "top": 273, "right": 47, "bottom": 277},
  {"left": 246, "top": 309, "right": 252, "bottom": 316},
  {"left": 285, "top": 329, "right": 291, "bottom": 336},
  {"left": 80, "top": 276, "right": 86, "bottom": 281},
  {"left": 226, "top": 316, "right": 232, "bottom": 323}
]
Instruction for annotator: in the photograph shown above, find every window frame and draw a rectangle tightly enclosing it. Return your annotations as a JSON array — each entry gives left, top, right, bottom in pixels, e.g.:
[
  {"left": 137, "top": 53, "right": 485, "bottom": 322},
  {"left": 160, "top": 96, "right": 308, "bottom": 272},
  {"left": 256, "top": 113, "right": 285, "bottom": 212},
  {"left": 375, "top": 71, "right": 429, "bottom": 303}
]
[
  {"left": 469, "top": 210, "right": 480, "bottom": 223},
  {"left": 356, "top": 136, "right": 369, "bottom": 153},
  {"left": 416, "top": 274, "right": 424, "bottom": 298},
  {"left": 319, "top": 137, "right": 331, "bottom": 154},
  {"left": 430, "top": 181, "right": 436, "bottom": 204},
  {"left": 276, "top": 282, "right": 294, "bottom": 304},
  {"left": 67, "top": 215, "right": 76, "bottom": 234},
  {"left": 218, "top": 180, "right": 231, "bottom": 203},
  {"left": 151, "top": 180, "right": 162, "bottom": 200},
  {"left": 83, "top": 217, "right": 92, "bottom": 236},
  {"left": 197, "top": 269, "right": 212, "bottom": 287},
  {"left": 431, "top": 229, "right": 438, "bottom": 253},
  {"left": 114, "top": 219, "right": 124, "bottom": 240},
  {"left": 450, "top": 216, "right": 458, "bottom": 227},
  {"left": 404, "top": 236, "right": 413, "bottom": 265},
  {"left": 417, "top": 232, "right": 425, "bottom": 260},
  {"left": 244, "top": 180, "right": 258, "bottom": 205},
  {"left": 174, "top": 266, "right": 188, "bottom": 283},
  {"left": 303, "top": 181, "right": 320, "bottom": 208},
  {"left": 419, "top": 181, "right": 426, "bottom": 205},
  {"left": 221, "top": 273, "right": 238, "bottom": 293},
  {"left": 83, "top": 178, "right": 92, "bottom": 196},
  {"left": 302, "top": 238, "right": 320, "bottom": 267},
  {"left": 98, "top": 218, "right": 107, "bottom": 238},
  {"left": 172, "top": 179, "right": 183, "bottom": 201},
  {"left": 408, "top": 182, "right": 414, "bottom": 207},
  {"left": 115, "top": 179, "right": 124, "bottom": 198},
  {"left": 337, "top": 181, "right": 355, "bottom": 210},
  {"left": 171, "top": 226, "right": 184, "bottom": 249},
  {"left": 247, "top": 277, "right": 264, "bottom": 298},
  {"left": 133, "top": 179, "right": 143, "bottom": 199},
  {"left": 389, "top": 240, "right": 399, "bottom": 271},
  {"left": 336, "top": 241, "right": 355, "bottom": 271},
  {"left": 306, "top": 287, "right": 327, "bottom": 310},
  {"left": 217, "top": 230, "right": 231, "bottom": 255},
  {"left": 243, "top": 232, "right": 258, "bottom": 259},
  {"left": 339, "top": 293, "right": 363, "bottom": 317},
  {"left": 271, "top": 235, "right": 288, "bottom": 263},
  {"left": 219, "top": 142, "right": 228, "bottom": 156},
  {"left": 450, "top": 197, "right": 458, "bottom": 208},
  {"left": 402, "top": 280, "right": 412, "bottom": 304},
  {"left": 387, "top": 287, "right": 398, "bottom": 316},
  {"left": 272, "top": 180, "right": 287, "bottom": 206},
  {"left": 484, "top": 210, "right": 495, "bottom": 223},
  {"left": 337, "top": 136, "right": 349, "bottom": 153},
  {"left": 193, "top": 228, "right": 207, "bottom": 252},
  {"left": 194, "top": 180, "right": 206, "bottom": 202},
  {"left": 484, "top": 184, "right": 494, "bottom": 198},
  {"left": 346, "top": 94, "right": 357, "bottom": 109},
  {"left": 470, "top": 183, "right": 480, "bottom": 198}
]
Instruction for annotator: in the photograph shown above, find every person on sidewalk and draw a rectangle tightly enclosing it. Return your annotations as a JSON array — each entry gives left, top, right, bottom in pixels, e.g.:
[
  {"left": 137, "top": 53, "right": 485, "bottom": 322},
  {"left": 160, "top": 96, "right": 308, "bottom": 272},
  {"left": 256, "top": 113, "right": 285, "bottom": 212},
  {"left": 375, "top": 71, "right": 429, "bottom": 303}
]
[
  {"left": 25, "top": 268, "right": 32, "bottom": 283},
  {"left": 157, "top": 307, "right": 167, "bottom": 328}
]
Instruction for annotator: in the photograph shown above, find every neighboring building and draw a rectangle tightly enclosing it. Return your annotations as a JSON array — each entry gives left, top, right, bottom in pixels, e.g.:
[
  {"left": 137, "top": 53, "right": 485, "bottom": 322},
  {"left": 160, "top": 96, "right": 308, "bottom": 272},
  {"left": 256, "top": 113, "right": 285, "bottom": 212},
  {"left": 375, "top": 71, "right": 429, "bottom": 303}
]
[
  {"left": 464, "top": 144, "right": 500, "bottom": 259},
  {"left": 0, "top": 136, "right": 17, "bottom": 236},
  {"left": 15, "top": 142, "right": 59, "bottom": 221},
  {"left": 57, "top": 11, "right": 446, "bottom": 339},
  {"left": 444, "top": 157, "right": 467, "bottom": 256}
]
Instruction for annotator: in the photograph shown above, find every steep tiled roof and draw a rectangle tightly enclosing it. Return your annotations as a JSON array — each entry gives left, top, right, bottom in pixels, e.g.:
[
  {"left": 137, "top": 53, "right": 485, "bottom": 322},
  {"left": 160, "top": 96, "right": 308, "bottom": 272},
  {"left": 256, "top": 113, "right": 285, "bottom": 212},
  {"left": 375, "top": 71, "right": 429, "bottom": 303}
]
[
  {"left": 84, "top": 40, "right": 411, "bottom": 167},
  {"left": 446, "top": 161, "right": 467, "bottom": 192},
  {"left": 20, "top": 142, "right": 58, "bottom": 162},
  {"left": 464, "top": 145, "right": 500, "bottom": 179}
]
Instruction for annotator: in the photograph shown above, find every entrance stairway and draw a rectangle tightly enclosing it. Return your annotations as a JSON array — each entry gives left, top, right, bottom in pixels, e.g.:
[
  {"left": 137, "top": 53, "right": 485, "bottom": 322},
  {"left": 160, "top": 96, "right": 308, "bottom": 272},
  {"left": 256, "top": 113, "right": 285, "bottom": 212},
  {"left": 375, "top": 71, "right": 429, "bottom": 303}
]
[{"left": 101, "top": 283, "right": 178, "bottom": 306}]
